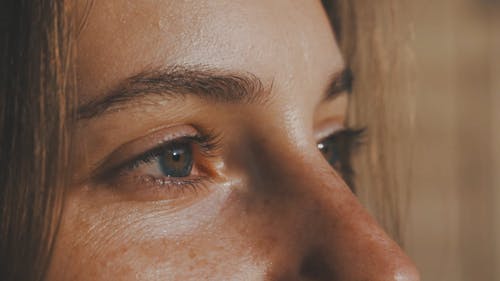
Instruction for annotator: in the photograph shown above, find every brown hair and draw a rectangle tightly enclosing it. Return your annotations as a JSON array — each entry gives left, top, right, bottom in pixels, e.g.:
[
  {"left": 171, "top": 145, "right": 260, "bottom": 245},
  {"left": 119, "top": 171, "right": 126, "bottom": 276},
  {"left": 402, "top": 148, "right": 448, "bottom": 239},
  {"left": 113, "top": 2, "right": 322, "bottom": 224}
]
[
  {"left": 0, "top": 1, "right": 412, "bottom": 280},
  {"left": 0, "top": 1, "right": 76, "bottom": 280},
  {"left": 324, "top": 0, "right": 415, "bottom": 243}
]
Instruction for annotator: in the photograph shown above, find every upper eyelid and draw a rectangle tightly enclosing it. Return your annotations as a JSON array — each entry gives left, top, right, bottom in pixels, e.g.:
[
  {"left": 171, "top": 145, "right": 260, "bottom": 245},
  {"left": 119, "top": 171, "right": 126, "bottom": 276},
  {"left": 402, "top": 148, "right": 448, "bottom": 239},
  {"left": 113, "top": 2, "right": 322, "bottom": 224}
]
[
  {"left": 313, "top": 117, "right": 346, "bottom": 141},
  {"left": 89, "top": 125, "right": 200, "bottom": 180},
  {"left": 316, "top": 128, "right": 366, "bottom": 151},
  {"left": 123, "top": 139, "right": 191, "bottom": 171},
  {"left": 123, "top": 135, "right": 220, "bottom": 172}
]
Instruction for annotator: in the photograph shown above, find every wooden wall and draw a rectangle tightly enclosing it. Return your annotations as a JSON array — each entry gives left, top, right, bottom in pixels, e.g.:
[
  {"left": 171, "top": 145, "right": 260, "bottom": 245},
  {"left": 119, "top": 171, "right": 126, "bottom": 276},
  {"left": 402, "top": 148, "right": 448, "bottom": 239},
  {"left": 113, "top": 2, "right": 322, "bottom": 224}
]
[{"left": 404, "top": 1, "right": 500, "bottom": 280}]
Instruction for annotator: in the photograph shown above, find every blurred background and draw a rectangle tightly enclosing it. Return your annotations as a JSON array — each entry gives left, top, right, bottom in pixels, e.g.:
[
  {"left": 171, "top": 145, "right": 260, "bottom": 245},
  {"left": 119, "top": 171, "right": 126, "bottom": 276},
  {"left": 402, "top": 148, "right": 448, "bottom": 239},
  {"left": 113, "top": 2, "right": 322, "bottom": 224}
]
[{"left": 404, "top": 0, "right": 500, "bottom": 280}]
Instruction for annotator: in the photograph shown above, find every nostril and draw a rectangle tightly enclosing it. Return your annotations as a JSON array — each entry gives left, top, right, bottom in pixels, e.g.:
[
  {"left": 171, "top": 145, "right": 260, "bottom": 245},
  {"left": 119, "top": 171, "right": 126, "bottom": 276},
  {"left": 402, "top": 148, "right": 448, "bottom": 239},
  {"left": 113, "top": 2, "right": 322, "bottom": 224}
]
[{"left": 299, "top": 250, "right": 335, "bottom": 281}]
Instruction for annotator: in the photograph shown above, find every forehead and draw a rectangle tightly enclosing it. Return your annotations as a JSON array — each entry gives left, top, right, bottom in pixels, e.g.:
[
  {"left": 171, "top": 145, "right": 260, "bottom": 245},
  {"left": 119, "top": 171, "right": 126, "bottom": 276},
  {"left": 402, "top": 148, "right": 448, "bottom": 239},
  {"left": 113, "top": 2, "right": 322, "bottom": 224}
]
[{"left": 77, "top": 0, "right": 343, "bottom": 102}]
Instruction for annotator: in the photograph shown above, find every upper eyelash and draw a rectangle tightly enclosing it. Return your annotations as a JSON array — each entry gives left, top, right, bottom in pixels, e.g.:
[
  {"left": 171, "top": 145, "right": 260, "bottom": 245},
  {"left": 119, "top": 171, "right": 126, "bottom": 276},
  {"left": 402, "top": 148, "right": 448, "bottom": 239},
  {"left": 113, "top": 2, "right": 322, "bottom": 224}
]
[
  {"left": 122, "top": 131, "right": 222, "bottom": 173},
  {"left": 90, "top": 130, "right": 222, "bottom": 185},
  {"left": 322, "top": 127, "right": 365, "bottom": 145},
  {"left": 190, "top": 130, "right": 223, "bottom": 157}
]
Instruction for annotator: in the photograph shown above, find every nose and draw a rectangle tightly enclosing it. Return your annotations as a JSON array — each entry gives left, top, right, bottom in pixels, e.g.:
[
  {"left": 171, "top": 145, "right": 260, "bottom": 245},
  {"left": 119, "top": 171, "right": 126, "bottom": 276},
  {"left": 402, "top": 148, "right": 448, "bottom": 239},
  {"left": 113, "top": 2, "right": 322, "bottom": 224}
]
[
  {"left": 253, "top": 145, "right": 420, "bottom": 281},
  {"left": 296, "top": 181, "right": 420, "bottom": 281}
]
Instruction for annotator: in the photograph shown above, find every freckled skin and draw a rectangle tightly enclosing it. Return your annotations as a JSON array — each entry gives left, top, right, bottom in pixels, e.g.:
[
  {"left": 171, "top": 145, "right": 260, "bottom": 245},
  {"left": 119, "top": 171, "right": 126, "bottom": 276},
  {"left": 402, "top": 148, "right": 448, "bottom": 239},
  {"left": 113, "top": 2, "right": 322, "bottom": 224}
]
[{"left": 48, "top": 0, "right": 420, "bottom": 280}]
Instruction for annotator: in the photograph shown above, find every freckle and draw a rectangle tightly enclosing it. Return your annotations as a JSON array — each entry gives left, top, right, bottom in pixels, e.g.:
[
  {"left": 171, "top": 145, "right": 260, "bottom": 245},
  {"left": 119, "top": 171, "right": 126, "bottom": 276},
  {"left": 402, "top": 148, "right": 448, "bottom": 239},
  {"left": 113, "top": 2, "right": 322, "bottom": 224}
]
[
  {"left": 157, "top": 19, "right": 166, "bottom": 29},
  {"left": 189, "top": 249, "right": 197, "bottom": 259}
]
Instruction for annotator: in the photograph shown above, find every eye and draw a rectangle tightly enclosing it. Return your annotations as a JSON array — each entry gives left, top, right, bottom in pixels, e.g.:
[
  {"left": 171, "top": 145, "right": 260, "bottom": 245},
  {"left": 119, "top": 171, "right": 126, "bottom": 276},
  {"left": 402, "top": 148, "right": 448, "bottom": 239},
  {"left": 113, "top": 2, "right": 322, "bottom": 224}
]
[
  {"left": 317, "top": 128, "right": 364, "bottom": 189},
  {"left": 318, "top": 138, "right": 341, "bottom": 170},
  {"left": 123, "top": 134, "right": 219, "bottom": 183},
  {"left": 95, "top": 130, "right": 222, "bottom": 200},
  {"left": 158, "top": 141, "right": 193, "bottom": 178}
]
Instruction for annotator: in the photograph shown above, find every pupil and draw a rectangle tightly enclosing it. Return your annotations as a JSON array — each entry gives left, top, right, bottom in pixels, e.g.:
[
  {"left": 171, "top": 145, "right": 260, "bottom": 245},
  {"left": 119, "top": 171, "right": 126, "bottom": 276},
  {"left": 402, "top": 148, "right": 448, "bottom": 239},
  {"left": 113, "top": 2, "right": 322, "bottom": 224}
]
[
  {"left": 158, "top": 142, "right": 193, "bottom": 177},
  {"left": 172, "top": 152, "right": 181, "bottom": 162}
]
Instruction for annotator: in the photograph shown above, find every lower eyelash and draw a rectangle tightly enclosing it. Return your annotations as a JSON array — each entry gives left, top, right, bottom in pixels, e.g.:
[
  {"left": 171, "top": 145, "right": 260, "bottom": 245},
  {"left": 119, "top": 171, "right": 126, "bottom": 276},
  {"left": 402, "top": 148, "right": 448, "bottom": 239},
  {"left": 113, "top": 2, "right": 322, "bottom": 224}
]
[
  {"left": 107, "top": 173, "right": 212, "bottom": 200},
  {"left": 139, "top": 174, "right": 208, "bottom": 187}
]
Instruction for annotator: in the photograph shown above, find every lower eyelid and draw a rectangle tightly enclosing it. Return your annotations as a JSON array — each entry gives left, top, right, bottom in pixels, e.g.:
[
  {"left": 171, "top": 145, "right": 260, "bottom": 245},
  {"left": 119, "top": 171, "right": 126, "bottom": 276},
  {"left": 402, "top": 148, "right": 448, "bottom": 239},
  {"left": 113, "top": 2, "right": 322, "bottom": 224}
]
[
  {"left": 105, "top": 148, "right": 219, "bottom": 200},
  {"left": 122, "top": 160, "right": 204, "bottom": 183},
  {"left": 106, "top": 173, "right": 212, "bottom": 202}
]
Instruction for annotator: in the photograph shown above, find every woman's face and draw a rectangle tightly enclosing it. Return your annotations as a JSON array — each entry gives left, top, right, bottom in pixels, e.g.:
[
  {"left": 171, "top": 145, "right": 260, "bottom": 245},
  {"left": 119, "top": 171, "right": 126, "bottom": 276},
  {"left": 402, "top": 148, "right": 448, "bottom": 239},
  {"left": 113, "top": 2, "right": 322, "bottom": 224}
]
[{"left": 48, "top": 1, "right": 419, "bottom": 280}]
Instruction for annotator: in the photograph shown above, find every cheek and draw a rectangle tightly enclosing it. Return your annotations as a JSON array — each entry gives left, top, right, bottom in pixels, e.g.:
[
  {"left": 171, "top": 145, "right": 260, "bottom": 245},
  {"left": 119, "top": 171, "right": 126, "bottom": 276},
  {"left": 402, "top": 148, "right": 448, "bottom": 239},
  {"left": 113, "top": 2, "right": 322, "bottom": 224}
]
[{"left": 47, "top": 188, "right": 273, "bottom": 281}]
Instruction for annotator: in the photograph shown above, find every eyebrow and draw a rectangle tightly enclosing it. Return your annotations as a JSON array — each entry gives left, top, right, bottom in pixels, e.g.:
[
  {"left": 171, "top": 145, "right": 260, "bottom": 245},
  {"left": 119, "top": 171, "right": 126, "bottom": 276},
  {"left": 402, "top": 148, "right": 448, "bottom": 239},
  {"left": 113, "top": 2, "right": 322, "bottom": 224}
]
[
  {"left": 77, "top": 65, "right": 353, "bottom": 120},
  {"left": 323, "top": 67, "right": 353, "bottom": 101}
]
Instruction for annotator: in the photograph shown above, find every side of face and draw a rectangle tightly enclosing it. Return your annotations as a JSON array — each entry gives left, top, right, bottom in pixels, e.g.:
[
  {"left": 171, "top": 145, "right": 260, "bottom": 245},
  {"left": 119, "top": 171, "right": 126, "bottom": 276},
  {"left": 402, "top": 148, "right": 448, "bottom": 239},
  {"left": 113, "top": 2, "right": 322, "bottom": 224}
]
[{"left": 47, "top": 1, "right": 419, "bottom": 280}]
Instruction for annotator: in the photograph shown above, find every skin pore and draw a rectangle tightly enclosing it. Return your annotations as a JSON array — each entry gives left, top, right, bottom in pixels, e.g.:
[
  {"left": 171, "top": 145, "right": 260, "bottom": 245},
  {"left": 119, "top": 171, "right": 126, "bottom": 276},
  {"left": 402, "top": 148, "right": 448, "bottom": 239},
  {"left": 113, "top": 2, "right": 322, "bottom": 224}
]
[{"left": 47, "top": 0, "right": 420, "bottom": 280}]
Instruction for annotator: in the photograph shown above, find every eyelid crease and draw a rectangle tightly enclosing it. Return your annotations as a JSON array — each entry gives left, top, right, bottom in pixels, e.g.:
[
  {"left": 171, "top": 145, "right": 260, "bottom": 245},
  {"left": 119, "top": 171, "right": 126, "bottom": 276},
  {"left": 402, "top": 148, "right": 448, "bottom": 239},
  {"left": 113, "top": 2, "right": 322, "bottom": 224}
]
[{"left": 314, "top": 117, "right": 346, "bottom": 141}]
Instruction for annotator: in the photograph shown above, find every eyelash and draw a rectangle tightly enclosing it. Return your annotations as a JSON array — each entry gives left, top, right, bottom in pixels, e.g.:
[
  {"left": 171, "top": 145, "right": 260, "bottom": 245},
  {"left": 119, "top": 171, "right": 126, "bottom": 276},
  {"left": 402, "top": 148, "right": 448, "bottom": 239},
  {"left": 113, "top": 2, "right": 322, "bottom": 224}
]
[
  {"left": 104, "top": 128, "right": 363, "bottom": 197},
  {"left": 125, "top": 133, "right": 221, "bottom": 170},
  {"left": 98, "top": 131, "right": 221, "bottom": 197},
  {"left": 318, "top": 128, "right": 365, "bottom": 191}
]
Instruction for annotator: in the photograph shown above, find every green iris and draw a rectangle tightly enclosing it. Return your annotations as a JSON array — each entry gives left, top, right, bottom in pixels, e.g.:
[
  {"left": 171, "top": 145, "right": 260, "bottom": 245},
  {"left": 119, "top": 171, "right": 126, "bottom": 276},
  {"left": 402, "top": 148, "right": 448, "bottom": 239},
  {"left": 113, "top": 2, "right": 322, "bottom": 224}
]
[{"left": 158, "top": 142, "right": 193, "bottom": 177}]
